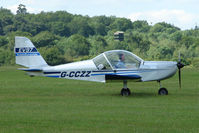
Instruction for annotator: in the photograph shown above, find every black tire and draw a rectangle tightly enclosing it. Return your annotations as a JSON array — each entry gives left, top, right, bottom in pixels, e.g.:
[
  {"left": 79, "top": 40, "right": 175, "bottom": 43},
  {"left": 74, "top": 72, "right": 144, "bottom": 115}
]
[
  {"left": 121, "top": 88, "right": 131, "bottom": 96},
  {"left": 158, "top": 88, "right": 168, "bottom": 95}
]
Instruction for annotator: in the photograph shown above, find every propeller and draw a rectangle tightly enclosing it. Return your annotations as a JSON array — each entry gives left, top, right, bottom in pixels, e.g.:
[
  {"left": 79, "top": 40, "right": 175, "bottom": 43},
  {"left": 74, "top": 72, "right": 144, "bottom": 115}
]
[{"left": 177, "top": 53, "right": 185, "bottom": 89}]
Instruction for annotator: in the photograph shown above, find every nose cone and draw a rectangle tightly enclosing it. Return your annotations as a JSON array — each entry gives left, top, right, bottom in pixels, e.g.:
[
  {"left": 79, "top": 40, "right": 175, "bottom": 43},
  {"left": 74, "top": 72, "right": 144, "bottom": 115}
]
[
  {"left": 152, "top": 61, "right": 178, "bottom": 80},
  {"left": 165, "top": 61, "right": 178, "bottom": 78},
  {"left": 140, "top": 61, "right": 178, "bottom": 81},
  {"left": 155, "top": 61, "right": 178, "bottom": 80}
]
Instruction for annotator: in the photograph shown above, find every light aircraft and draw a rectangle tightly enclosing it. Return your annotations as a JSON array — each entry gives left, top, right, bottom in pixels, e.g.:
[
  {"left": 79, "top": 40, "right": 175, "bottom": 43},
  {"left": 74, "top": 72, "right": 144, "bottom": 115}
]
[{"left": 14, "top": 36, "right": 185, "bottom": 96}]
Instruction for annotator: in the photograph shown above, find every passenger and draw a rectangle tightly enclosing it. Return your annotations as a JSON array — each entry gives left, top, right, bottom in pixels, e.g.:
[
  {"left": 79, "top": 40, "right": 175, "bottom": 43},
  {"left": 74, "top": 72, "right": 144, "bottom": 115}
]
[{"left": 115, "top": 53, "right": 126, "bottom": 68}]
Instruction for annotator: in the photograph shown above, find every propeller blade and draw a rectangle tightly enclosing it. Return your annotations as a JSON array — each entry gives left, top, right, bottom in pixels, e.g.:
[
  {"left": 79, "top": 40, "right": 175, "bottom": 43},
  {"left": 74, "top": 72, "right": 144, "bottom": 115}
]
[
  {"left": 178, "top": 68, "right": 181, "bottom": 89},
  {"left": 178, "top": 52, "right": 181, "bottom": 62},
  {"left": 177, "top": 52, "right": 184, "bottom": 90}
]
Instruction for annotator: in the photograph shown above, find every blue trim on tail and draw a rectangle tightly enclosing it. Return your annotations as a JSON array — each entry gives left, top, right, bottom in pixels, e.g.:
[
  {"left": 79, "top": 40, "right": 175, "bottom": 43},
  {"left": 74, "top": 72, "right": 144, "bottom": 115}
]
[{"left": 16, "top": 53, "right": 40, "bottom": 56}]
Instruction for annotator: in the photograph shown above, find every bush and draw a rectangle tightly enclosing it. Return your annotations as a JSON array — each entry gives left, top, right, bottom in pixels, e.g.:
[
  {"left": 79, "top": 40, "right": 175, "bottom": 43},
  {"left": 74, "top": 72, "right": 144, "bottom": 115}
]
[{"left": 192, "top": 57, "right": 199, "bottom": 68}]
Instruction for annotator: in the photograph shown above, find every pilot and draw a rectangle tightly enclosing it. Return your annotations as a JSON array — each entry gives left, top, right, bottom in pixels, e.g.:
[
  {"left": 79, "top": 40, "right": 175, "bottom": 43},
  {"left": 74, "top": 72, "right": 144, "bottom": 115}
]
[{"left": 115, "top": 53, "right": 126, "bottom": 68}]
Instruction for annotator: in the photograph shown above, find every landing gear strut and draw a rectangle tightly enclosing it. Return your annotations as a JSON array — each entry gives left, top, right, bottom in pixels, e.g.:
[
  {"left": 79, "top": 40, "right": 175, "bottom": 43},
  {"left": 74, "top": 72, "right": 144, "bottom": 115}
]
[
  {"left": 121, "top": 80, "right": 131, "bottom": 96},
  {"left": 157, "top": 80, "right": 168, "bottom": 95}
]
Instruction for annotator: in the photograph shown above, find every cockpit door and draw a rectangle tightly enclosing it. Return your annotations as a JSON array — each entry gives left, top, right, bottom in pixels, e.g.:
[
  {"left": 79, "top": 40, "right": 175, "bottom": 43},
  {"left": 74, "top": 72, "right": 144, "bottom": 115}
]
[{"left": 104, "top": 50, "right": 141, "bottom": 70}]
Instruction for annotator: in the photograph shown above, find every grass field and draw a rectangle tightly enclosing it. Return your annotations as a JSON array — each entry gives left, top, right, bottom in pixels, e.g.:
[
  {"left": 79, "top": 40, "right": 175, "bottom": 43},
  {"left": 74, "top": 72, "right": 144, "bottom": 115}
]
[{"left": 0, "top": 66, "right": 199, "bottom": 133}]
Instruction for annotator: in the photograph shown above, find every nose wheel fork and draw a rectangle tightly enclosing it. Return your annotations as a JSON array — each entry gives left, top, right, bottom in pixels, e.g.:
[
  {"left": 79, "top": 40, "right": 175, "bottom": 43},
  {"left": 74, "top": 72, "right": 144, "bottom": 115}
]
[
  {"left": 157, "top": 80, "right": 168, "bottom": 95},
  {"left": 121, "top": 80, "right": 131, "bottom": 96}
]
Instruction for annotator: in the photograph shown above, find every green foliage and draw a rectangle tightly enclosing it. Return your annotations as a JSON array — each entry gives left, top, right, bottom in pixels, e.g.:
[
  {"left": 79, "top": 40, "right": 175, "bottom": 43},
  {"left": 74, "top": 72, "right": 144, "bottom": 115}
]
[
  {"left": 110, "top": 18, "right": 133, "bottom": 31},
  {"left": 0, "top": 7, "right": 14, "bottom": 35},
  {"left": 91, "top": 23, "right": 107, "bottom": 36},
  {"left": 0, "top": 36, "right": 8, "bottom": 46},
  {"left": 0, "top": 7, "right": 199, "bottom": 67},
  {"left": 68, "top": 16, "right": 94, "bottom": 37},
  {"left": 50, "top": 22, "right": 70, "bottom": 36},
  {"left": 38, "top": 46, "right": 66, "bottom": 65},
  {"left": 16, "top": 4, "right": 27, "bottom": 15},
  {"left": 150, "top": 22, "right": 180, "bottom": 33},
  {"left": 32, "top": 31, "right": 59, "bottom": 47},
  {"left": 180, "top": 36, "right": 194, "bottom": 48},
  {"left": 66, "top": 34, "right": 90, "bottom": 57},
  {"left": 170, "top": 31, "right": 182, "bottom": 42},
  {"left": 148, "top": 43, "right": 174, "bottom": 60},
  {"left": 192, "top": 57, "right": 199, "bottom": 68},
  {"left": 132, "top": 20, "right": 151, "bottom": 32},
  {"left": 89, "top": 35, "right": 108, "bottom": 55},
  {"left": 124, "top": 31, "right": 150, "bottom": 57},
  {"left": 0, "top": 48, "right": 14, "bottom": 66}
]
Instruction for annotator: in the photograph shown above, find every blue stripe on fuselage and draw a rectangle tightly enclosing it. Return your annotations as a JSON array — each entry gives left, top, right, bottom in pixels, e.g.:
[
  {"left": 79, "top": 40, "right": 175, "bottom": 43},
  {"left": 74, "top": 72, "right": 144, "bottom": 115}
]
[
  {"left": 91, "top": 70, "right": 152, "bottom": 76},
  {"left": 43, "top": 72, "right": 61, "bottom": 74}
]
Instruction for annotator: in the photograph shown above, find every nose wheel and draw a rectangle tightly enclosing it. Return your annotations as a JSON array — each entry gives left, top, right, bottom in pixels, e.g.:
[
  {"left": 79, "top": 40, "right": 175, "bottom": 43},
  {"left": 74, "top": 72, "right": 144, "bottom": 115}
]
[
  {"left": 121, "top": 88, "right": 131, "bottom": 96},
  {"left": 158, "top": 81, "right": 168, "bottom": 95},
  {"left": 121, "top": 80, "right": 131, "bottom": 96},
  {"left": 158, "top": 88, "right": 168, "bottom": 95}
]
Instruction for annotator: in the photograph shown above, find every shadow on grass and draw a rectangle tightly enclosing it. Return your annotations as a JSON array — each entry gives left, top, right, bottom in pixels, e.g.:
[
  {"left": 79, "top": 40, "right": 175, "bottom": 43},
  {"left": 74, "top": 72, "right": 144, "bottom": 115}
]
[
  {"left": 130, "top": 92, "right": 157, "bottom": 98},
  {"left": 93, "top": 92, "right": 158, "bottom": 98}
]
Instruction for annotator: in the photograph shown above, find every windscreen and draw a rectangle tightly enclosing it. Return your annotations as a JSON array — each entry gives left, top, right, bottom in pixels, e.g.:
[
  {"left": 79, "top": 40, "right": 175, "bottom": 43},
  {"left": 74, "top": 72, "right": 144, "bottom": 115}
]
[{"left": 93, "top": 54, "right": 112, "bottom": 70}]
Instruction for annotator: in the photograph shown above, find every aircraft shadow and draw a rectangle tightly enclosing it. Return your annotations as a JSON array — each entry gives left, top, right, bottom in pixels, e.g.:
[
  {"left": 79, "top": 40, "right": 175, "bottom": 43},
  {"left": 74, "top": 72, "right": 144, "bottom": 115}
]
[
  {"left": 130, "top": 92, "right": 157, "bottom": 98},
  {"left": 94, "top": 92, "right": 158, "bottom": 98}
]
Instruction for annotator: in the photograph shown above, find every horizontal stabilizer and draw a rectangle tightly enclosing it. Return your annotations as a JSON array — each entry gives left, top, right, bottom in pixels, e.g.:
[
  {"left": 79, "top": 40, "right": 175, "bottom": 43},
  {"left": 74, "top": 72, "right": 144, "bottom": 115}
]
[{"left": 18, "top": 68, "right": 42, "bottom": 72}]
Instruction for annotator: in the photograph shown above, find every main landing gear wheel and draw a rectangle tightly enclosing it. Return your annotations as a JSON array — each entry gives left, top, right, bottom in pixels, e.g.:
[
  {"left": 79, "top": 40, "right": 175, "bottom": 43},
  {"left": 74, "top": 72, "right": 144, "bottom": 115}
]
[
  {"left": 121, "top": 80, "right": 131, "bottom": 96},
  {"left": 158, "top": 88, "right": 168, "bottom": 95},
  {"left": 121, "top": 88, "right": 131, "bottom": 96}
]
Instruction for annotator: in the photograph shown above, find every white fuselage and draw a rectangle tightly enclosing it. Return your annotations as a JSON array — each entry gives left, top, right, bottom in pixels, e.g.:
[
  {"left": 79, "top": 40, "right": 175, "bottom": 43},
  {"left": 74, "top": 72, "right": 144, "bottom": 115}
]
[{"left": 28, "top": 59, "right": 178, "bottom": 83}]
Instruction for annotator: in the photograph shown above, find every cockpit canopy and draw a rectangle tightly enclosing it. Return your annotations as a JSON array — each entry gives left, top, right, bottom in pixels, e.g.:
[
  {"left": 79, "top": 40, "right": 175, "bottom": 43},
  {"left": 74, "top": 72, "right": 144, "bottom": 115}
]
[{"left": 93, "top": 50, "right": 143, "bottom": 70}]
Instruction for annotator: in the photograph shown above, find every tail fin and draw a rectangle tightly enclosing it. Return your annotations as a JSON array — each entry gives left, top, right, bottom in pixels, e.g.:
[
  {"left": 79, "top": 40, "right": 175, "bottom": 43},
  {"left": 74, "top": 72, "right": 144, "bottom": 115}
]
[{"left": 15, "top": 36, "right": 48, "bottom": 68}]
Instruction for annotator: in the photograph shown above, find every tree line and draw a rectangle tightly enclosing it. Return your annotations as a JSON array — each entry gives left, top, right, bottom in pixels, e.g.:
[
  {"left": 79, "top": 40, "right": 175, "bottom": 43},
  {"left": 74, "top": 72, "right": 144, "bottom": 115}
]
[{"left": 0, "top": 5, "right": 199, "bottom": 68}]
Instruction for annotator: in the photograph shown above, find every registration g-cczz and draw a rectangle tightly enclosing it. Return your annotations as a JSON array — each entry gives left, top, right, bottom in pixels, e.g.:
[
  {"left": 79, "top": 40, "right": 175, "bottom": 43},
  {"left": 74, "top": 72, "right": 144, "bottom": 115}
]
[{"left": 61, "top": 71, "right": 91, "bottom": 78}]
